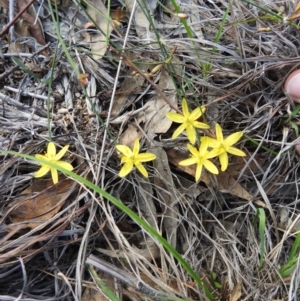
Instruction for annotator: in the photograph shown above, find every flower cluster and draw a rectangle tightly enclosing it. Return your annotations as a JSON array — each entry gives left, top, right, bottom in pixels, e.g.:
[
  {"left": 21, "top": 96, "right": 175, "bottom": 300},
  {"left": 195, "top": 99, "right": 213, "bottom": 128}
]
[
  {"left": 33, "top": 100, "right": 245, "bottom": 182},
  {"left": 166, "top": 98, "right": 246, "bottom": 181}
]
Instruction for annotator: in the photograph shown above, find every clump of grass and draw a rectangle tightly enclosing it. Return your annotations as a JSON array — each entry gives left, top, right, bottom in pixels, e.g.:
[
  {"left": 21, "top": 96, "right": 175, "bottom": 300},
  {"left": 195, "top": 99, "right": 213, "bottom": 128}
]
[{"left": 279, "top": 233, "right": 300, "bottom": 278}]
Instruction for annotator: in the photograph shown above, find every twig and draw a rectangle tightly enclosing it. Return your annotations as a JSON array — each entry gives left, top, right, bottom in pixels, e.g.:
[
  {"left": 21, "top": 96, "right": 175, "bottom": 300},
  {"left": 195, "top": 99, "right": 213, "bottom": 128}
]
[
  {"left": 87, "top": 255, "right": 172, "bottom": 301},
  {"left": 0, "top": 92, "right": 47, "bottom": 117},
  {"left": 0, "top": 0, "right": 37, "bottom": 37},
  {"left": 8, "top": 0, "right": 16, "bottom": 42},
  {"left": 4, "top": 86, "right": 55, "bottom": 102},
  {"left": 2, "top": 53, "right": 46, "bottom": 58}
]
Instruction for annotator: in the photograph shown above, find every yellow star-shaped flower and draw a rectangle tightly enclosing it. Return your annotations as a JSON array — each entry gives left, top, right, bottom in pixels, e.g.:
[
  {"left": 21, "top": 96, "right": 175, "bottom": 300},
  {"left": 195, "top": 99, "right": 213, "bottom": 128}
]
[
  {"left": 179, "top": 137, "right": 219, "bottom": 181},
  {"left": 166, "top": 98, "right": 210, "bottom": 144},
  {"left": 116, "top": 139, "right": 156, "bottom": 178},
  {"left": 205, "top": 123, "right": 246, "bottom": 171},
  {"left": 34, "top": 142, "right": 74, "bottom": 184}
]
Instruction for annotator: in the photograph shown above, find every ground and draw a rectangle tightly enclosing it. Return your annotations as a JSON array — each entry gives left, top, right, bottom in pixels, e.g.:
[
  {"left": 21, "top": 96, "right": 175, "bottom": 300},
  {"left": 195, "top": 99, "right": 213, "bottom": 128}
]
[{"left": 0, "top": 1, "right": 300, "bottom": 300}]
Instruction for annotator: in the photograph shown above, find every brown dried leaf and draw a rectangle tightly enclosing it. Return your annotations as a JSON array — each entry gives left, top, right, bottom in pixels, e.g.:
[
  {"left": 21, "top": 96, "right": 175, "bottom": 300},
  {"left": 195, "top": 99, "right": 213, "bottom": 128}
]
[
  {"left": 295, "top": 2, "right": 300, "bottom": 14},
  {"left": 124, "top": 0, "right": 156, "bottom": 43},
  {"left": 84, "top": 0, "right": 113, "bottom": 60},
  {"left": 16, "top": 0, "right": 50, "bottom": 55},
  {"left": 288, "top": 3, "right": 300, "bottom": 21},
  {"left": 136, "top": 69, "right": 177, "bottom": 134},
  {"left": 111, "top": 53, "right": 148, "bottom": 116},
  {"left": 152, "top": 147, "right": 177, "bottom": 248},
  {"left": 229, "top": 280, "right": 242, "bottom": 301},
  {"left": 8, "top": 178, "right": 74, "bottom": 229},
  {"left": 216, "top": 173, "right": 252, "bottom": 201},
  {"left": 226, "top": 153, "right": 266, "bottom": 177},
  {"left": 119, "top": 124, "right": 141, "bottom": 147}
]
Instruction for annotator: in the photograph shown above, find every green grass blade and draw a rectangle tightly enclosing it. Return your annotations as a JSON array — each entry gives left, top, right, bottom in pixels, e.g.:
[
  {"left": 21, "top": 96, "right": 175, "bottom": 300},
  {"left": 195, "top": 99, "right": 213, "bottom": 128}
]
[
  {"left": 288, "top": 232, "right": 300, "bottom": 261},
  {"left": 243, "top": 134, "right": 278, "bottom": 155},
  {"left": 88, "top": 265, "right": 122, "bottom": 301},
  {"left": 254, "top": 208, "right": 266, "bottom": 269}
]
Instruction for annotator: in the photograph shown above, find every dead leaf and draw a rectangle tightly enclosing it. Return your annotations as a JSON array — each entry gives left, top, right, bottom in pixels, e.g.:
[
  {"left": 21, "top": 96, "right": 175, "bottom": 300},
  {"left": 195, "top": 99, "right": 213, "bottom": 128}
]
[
  {"left": 124, "top": 0, "right": 157, "bottom": 44},
  {"left": 216, "top": 173, "right": 252, "bottom": 201},
  {"left": 136, "top": 69, "right": 177, "bottom": 134},
  {"left": 119, "top": 124, "right": 141, "bottom": 147},
  {"left": 227, "top": 153, "right": 266, "bottom": 177},
  {"left": 229, "top": 280, "right": 242, "bottom": 301},
  {"left": 111, "top": 53, "right": 148, "bottom": 116},
  {"left": 152, "top": 147, "right": 177, "bottom": 248},
  {"left": 167, "top": 148, "right": 253, "bottom": 201},
  {"left": 16, "top": 0, "right": 50, "bottom": 56},
  {"left": 289, "top": 2, "right": 300, "bottom": 20},
  {"left": 84, "top": 0, "right": 113, "bottom": 60},
  {"left": 8, "top": 178, "right": 75, "bottom": 229}
]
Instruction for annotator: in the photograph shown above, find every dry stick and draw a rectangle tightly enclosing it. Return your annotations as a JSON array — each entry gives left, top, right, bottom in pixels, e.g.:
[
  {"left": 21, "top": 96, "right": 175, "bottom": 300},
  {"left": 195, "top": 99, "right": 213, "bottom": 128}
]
[
  {"left": 109, "top": 47, "right": 181, "bottom": 113},
  {"left": 0, "top": 92, "right": 47, "bottom": 117},
  {"left": 4, "top": 86, "right": 55, "bottom": 102},
  {"left": 0, "top": 0, "right": 37, "bottom": 37}
]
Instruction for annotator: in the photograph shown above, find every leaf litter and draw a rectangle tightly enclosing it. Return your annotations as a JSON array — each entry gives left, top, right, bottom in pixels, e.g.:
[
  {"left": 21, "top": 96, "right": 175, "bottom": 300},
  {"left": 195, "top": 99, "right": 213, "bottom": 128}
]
[{"left": 0, "top": 0, "right": 300, "bottom": 300}]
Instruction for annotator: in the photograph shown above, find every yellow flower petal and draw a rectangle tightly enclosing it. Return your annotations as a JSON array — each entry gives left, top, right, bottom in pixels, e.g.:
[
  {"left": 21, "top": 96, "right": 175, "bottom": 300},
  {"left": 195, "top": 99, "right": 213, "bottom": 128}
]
[
  {"left": 121, "top": 156, "right": 130, "bottom": 163},
  {"left": 179, "top": 157, "right": 197, "bottom": 166},
  {"left": 195, "top": 163, "right": 203, "bottom": 181},
  {"left": 135, "top": 161, "right": 148, "bottom": 177},
  {"left": 51, "top": 167, "right": 59, "bottom": 184},
  {"left": 181, "top": 98, "right": 190, "bottom": 117},
  {"left": 215, "top": 123, "right": 223, "bottom": 142},
  {"left": 190, "top": 106, "right": 205, "bottom": 120},
  {"left": 35, "top": 154, "right": 49, "bottom": 161},
  {"left": 166, "top": 112, "right": 186, "bottom": 123},
  {"left": 133, "top": 139, "right": 140, "bottom": 155},
  {"left": 135, "top": 153, "right": 156, "bottom": 162},
  {"left": 47, "top": 142, "right": 56, "bottom": 157},
  {"left": 224, "top": 131, "right": 243, "bottom": 147},
  {"left": 119, "top": 161, "right": 134, "bottom": 177},
  {"left": 199, "top": 137, "right": 209, "bottom": 156},
  {"left": 227, "top": 146, "right": 246, "bottom": 157},
  {"left": 203, "top": 160, "right": 219, "bottom": 174},
  {"left": 192, "top": 121, "right": 210, "bottom": 129},
  {"left": 172, "top": 123, "right": 186, "bottom": 139},
  {"left": 219, "top": 152, "right": 228, "bottom": 171},
  {"left": 187, "top": 144, "right": 199, "bottom": 157},
  {"left": 186, "top": 124, "right": 196, "bottom": 144},
  {"left": 205, "top": 149, "right": 220, "bottom": 159},
  {"left": 189, "top": 107, "right": 202, "bottom": 120},
  {"left": 56, "top": 161, "right": 74, "bottom": 171},
  {"left": 55, "top": 145, "right": 69, "bottom": 161},
  {"left": 116, "top": 145, "right": 133, "bottom": 157},
  {"left": 205, "top": 137, "right": 220, "bottom": 148},
  {"left": 34, "top": 165, "right": 50, "bottom": 178}
]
